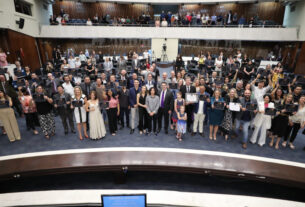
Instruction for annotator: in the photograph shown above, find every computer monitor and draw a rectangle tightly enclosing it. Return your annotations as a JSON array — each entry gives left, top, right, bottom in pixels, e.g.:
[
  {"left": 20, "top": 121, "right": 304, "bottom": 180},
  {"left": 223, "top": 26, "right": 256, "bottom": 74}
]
[{"left": 101, "top": 194, "right": 147, "bottom": 207}]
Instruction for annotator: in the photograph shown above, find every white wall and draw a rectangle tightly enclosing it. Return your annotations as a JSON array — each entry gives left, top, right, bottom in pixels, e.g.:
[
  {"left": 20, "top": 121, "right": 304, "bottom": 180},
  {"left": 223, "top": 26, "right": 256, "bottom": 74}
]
[
  {"left": 0, "top": 0, "right": 50, "bottom": 37},
  {"left": 40, "top": 26, "right": 299, "bottom": 41},
  {"left": 151, "top": 38, "right": 178, "bottom": 62},
  {"left": 283, "top": 1, "right": 305, "bottom": 41}
]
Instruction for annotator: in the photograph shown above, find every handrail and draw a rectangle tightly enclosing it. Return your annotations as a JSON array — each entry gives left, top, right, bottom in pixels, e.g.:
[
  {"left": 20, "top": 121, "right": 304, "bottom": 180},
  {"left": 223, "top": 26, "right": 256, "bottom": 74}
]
[{"left": 49, "top": 23, "right": 285, "bottom": 28}]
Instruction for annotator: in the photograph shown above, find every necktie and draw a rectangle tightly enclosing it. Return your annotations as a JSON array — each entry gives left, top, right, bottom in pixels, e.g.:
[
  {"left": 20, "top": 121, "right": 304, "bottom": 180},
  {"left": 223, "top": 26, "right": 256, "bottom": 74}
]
[
  {"left": 53, "top": 80, "right": 57, "bottom": 92},
  {"left": 187, "top": 86, "right": 190, "bottom": 93},
  {"left": 2, "top": 82, "right": 6, "bottom": 93},
  {"left": 27, "top": 87, "right": 31, "bottom": 96},
  {"left": 161, "top": 91, "right": 165, "bottom": 108},
  {"left": 87, "top": 85, "right": 90, "bottom": 96}
]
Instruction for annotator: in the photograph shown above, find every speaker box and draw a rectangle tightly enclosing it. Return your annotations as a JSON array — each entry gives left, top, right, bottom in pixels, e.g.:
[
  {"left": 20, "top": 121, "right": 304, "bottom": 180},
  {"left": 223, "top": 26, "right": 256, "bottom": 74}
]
[{"left": 16, "top": 18, "right": 25, "bottom": 29}]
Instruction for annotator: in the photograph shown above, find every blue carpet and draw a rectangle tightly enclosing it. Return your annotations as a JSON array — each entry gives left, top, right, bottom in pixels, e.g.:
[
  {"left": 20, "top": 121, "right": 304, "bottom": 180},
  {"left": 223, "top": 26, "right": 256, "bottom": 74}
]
[{"left": 0, "top": 116, "right": 304, "bottom": 164}]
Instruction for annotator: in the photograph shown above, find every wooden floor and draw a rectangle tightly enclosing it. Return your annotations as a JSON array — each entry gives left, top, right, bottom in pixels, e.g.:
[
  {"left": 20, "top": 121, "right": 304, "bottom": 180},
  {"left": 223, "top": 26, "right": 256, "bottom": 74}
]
[{"left": 1, "top": 148, "right": 304, "bottom": 188}]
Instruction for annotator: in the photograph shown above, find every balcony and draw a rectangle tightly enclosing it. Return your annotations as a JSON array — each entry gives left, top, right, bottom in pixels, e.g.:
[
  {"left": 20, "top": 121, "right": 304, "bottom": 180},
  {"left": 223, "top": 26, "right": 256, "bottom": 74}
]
[{"left": 40, "top": 25, "right": 298, "bottom": 41}]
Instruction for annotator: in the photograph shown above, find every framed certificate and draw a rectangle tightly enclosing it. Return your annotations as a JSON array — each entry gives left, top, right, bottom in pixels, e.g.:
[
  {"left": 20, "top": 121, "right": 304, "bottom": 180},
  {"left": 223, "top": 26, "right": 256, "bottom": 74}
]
[
  {"left": 186, "top": 93, "right": 198, "bottom": 103},
  {"left": 265, "top": 108, "right": 276, "bottom": 116},
  {"left": 199, "top": 94, "right": 207, "bottom": 101},
  {"left": 0, "top": 100, "right": 9, "bottom": 108},
  {"left": 56, "top": 98, "right": 66, "bottom": 107},
  {"left": 105, "top": 101, "right": 109, "bottom": 108},
  {"left": 72, "top": 100, "right": 83, "bottom": 107},
  {"left": 245, "top": 103, "right": 257, "bottom": 111},
  {"left": 229, "top": 102, "right": 241, "bottom": 112},
  {"left": 33, "top": 94, "right": 45, "bottom": 103},
  {"left": 214, "top": 101, "right": 225, "bottom": 110},
  {"left": 275, "top": 103, "right": 285, "bottom": 111},
  {"left": 285, "top": 104, "right": 298, "bottom": 113}
]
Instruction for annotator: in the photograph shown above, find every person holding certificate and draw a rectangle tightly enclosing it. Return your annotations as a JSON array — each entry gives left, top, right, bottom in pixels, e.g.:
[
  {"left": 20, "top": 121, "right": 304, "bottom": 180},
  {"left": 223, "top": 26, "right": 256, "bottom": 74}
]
[
  {"left": 33, "top": 85, "right": 55, "bottom": 139},
  {"left": 220, "top": 88, "right": 240, "bottom": 141},
  {"left": 208, "top": 89, "right": 225, "bottom": 140},
  {"left": 250, "top": 94, "right": 274, "bottom": 147},
  {"left": 180, "top": 77, "right": 196, "bottom": 132},
  {"left": 269, "top": 94, "right": 294, "bottom": 149},
  {"left": 53, "top": 85, "right": 75, "bottom": 135},
  {"left": 192, "top": 85, "right": 210, "bottom": 137},
  {"left": 71, "top": 86, "right": 88, "bottom": 140},
  {"left": 283, "top": 95, "right": 305, "bottom": 150},
  {"left": 234, "top": 90, "right": 257, "bottom": 149}
]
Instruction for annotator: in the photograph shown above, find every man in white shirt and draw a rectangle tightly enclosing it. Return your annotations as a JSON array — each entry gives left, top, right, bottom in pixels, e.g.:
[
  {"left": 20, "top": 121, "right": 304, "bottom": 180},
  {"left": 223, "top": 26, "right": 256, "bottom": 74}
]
[
  {"left": 79, "top": 51, "right": 87, "bottom": 64},
  {"left": 68, "top": 56, "right": 75, "bottom": 69},
  {"left": 103, "top": 58, "right": 113, "bottom": 75},
  {"left": 62, "top": 75, "right": 74, "bottom": 97},
  {"left": 143, "top": 49, "right": 149, "bottom": 60},
  {"left": 250, "top": 74, "right": 272, "bottom": 103},
  {"left": 192, "top": 86, "right": 210, "bottom": 137}
]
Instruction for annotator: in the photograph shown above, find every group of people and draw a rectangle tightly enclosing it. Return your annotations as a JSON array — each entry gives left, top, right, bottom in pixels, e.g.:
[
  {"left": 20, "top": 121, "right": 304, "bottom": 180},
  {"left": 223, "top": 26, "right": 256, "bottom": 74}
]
[
  {"left": 0, "top": 49, "right": 304, "bottom": 152},
  {"left": 50, "top": 7, "right": 275, "bottom": 28},
  {"left": 50, "top": 9, "right": 152, "bottom": 26},
  {"left": 156, "top": 10, "right": 259, "bottom": 27}
]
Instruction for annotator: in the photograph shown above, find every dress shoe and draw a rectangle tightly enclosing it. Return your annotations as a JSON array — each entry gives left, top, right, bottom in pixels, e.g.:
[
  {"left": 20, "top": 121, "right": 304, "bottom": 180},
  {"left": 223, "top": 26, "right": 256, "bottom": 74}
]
[
  {"left": 191, "top": 132, "right": 195, "bottom": 136},
  {"left": 130, "top": 129, "right": 134, "bottom": 134},
  {"left": 200, "top": 133, "right": 204, "bottom": 137},
  {"left": 71, "top": 129, "right": 76, "bottom": 134}
]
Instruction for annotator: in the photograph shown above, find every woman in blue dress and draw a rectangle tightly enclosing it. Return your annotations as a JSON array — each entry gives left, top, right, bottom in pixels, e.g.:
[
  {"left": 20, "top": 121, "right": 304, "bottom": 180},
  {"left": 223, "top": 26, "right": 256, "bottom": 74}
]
[
  {"left": 177, "top": 105, "right": 187, "bottom": 142},
  {"left": 208, "top": 89, "right": 225, "bottom": 141},
  {"left": 172, "top": 92, "right": 185, "bottom": 132}
]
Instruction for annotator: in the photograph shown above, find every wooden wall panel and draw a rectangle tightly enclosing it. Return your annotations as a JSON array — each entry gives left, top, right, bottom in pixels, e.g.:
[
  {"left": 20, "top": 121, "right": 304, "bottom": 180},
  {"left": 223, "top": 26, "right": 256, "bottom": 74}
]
[
  {"left": 179, "top": 2, "right": 285, "bottom": 24},
  {"left": 1, "top": 30, "right": 41, "bottom": 71},
  {"left": 53, "top": 1, "right": 153, "bottom": 19}
]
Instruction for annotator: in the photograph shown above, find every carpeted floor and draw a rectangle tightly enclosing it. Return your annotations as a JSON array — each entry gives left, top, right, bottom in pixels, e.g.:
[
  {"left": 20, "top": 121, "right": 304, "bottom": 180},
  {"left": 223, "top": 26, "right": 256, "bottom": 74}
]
[{"left": 0, "top": 115, "right": 304, "bottom": 163}]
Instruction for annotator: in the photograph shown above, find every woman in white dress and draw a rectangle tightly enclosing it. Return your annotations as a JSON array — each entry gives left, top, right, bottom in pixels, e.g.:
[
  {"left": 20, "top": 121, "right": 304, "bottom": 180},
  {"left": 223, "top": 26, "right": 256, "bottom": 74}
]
[
  {"left": 71, "top": 86, "right": 88, "bottom": 140},
  {"left": 85, "top": 91, "right": 106, "bottom": 139}
]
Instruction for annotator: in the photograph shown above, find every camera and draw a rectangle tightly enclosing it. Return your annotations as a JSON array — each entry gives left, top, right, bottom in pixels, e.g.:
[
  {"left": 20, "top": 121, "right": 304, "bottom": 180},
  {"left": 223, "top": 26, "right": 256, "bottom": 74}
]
[{"left": 162, "top": 43, "right": 167, "bottom": 52}]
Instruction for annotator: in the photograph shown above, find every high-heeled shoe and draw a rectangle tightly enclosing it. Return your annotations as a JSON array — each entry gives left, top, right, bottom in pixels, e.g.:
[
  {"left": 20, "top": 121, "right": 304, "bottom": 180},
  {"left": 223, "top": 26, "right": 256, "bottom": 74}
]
[
  {"left": 213, "top": 136, "right": 217, "bottom": 141},
  {"left": 225, "top": 135, "right": 228, "bottom": 141},
  {"left": 209, "top": 135, "right": 213, "bottom": 140},
  {"left": 84, "top": 134, "right": 89, "bottom": 138},
  {"left": 79, "top": 136, "right": 83, "bottom": 140}
]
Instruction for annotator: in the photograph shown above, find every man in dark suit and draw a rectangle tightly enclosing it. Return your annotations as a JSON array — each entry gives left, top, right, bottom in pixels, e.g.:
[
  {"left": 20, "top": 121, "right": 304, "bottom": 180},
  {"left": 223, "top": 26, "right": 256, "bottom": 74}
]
[
  {"left": 157, "top": 82, "right": 174, "bottom": 134},
  {"left": 46, "top": 73, "right": 62, "bottom": 97},
  {"left": 180, "top": 77, "right": 196, "bottom": 132},
  {"left": 0, "top": 74, "right": 22, "bottom": 116},
  {"left": 80, "top": 76, "right": 96, "bottom": 98}
]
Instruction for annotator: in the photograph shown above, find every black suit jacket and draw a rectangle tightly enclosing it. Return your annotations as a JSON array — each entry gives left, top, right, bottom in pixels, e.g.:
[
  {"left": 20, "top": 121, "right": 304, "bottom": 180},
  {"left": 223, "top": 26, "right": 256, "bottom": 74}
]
[
  {"left": 180, "top": 85, "right": 196, "bottom": 99},
  {"left": 159, "top": 89, "right": 174, "bottom": 111}
]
